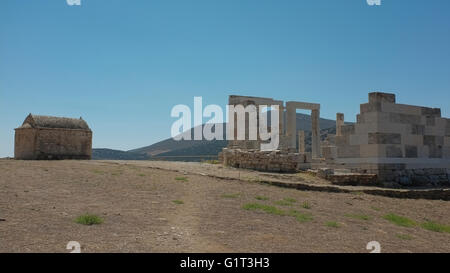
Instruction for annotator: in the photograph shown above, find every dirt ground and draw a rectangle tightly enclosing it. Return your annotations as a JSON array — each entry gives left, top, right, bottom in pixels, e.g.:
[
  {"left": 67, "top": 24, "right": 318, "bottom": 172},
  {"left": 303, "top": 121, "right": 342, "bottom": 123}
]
[{"left": 0, "top": 159, "right": 449, "bottom": 253}]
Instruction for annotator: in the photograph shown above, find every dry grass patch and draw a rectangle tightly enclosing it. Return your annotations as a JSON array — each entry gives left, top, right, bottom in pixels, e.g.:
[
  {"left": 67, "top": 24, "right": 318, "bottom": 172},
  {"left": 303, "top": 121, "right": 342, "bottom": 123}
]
[
  {"left": 243, "top": 203, "right": 313, "bottom": 223},
  {"left": 396, "top": 234, "right": 413, "bottom": 240},
  {"left": 274, "top": 198, "right": 296, "bottom": 206},
  {"left": 222, "top": 193, "right": 240, "bottom": 199},
  {"left": 92, "top": 169, "right": 104, "bottom": 175},
  {"left": 111, "top": 170, "right": 123, "bottom": 176}
]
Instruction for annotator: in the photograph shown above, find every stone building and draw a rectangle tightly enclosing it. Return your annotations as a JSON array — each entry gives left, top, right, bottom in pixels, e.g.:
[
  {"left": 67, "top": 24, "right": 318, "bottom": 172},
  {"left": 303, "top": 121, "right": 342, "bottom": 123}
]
[
  {"left": 330, "top": 92, "right": 450, "bottom": 186},
  {"left": 14, "top": 114, "right": 92, "bottom": 160}
]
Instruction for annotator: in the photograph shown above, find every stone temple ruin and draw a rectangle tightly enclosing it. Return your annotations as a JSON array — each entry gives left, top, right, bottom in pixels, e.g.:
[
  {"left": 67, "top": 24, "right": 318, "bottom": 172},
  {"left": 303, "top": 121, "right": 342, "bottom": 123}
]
[{"left": 220, "top": 92, "right": 450, "bottom": 187}]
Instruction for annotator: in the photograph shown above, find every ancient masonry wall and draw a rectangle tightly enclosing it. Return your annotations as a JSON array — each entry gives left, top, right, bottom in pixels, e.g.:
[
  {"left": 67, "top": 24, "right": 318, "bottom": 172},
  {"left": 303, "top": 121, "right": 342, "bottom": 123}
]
[
  {"left": 14, "top": 128, "right": 37, "bottom": 160},
  {"left": 221, "top": 148, "right": 310, "bottom": 173},
  {"left": 335, "top": 92, "right": 450, "bottom": 186},
  {"left": 15, "top": 128, "right": 92, "bottom": 160}
]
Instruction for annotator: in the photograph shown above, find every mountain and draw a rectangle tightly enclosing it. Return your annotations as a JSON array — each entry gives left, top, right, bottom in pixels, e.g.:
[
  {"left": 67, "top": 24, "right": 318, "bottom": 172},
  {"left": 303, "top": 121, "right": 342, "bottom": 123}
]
[
  {"left": 92, "top": 148, "right": 150, "bottom": 160},
  {"left": 129, "top": 113, "right": 337, "bottom": 155},
  {"left": 92, "top": 113, "right": 342, "bottom": 161}
]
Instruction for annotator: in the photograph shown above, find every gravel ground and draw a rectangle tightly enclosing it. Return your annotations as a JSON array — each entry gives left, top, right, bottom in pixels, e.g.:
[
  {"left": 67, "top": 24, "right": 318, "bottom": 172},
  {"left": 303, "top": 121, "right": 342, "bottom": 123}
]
[{"left": 0, "top": 159, "right": 449, "bottom": 253}]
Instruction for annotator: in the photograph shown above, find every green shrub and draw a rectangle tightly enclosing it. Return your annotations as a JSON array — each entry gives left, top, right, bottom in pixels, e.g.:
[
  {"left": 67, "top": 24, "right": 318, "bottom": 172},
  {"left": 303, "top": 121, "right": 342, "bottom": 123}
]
[
  {"left": 175, "top": 176, "right": 188, "bottom": 182},
  {"left": 288, "top": 210, "right": 313, "bottom": 223},
  {"left": 396, "top": 234, "right": 413, "bottom": 240},
  {"left": 326, "top": 221, "right": 339, "bottom": 228},
  {"left": 345, "top": 214, "right": 370, "bottom": 221},
  {"left": 75, "top": 214, "right": 103, "bottom": 226},
  {"left": 243, "top": 203, "right": 285, "bottom": 216},
  {"left": 302, "top": 201, "right": 311, "bottom": 209},
  {"left": 421, "top": 221, "right": 450, "bottom": 233},
  {"left": 222, "top": 193, "right": 240, "bottom": 199},
  {"left": 383, "top": 213, "right": 416, "bottom": 227}
]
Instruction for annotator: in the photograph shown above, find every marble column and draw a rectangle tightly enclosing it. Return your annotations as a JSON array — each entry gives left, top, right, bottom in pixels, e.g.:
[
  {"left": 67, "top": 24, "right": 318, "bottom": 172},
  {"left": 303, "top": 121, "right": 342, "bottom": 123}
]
[
  {"left": 286, "top": 106, "right": 297, "bottom": 150},
  {"left": 336, "top": 113, "right": 344, "bottom": 136},
  {"left": 298, "top": 130, "right": 305, "bottom": 153},
  {"left": 311, "top": 109, "right": 320, "bottom": 158}
]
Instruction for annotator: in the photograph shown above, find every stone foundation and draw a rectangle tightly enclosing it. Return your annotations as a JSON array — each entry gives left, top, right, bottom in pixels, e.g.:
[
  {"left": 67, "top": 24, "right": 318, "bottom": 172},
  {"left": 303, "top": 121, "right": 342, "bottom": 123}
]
[
  {"left": 369, "top": 166, "right": 449, "bottom": 187},
  {"left": 221, "top": 148, "right": 310, "bottom": 172},
  {"left": 312, "top": 168, "right": 379, "bottom": 186}
]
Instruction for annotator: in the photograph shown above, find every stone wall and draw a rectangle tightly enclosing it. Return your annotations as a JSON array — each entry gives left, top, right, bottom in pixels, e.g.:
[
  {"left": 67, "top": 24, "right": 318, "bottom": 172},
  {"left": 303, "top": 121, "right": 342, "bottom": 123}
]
[
  {"left": 334, "top": 92, "right": 450, "bottom": 186},
  {"left": 15, "top": 128, "right": 92, "bottom": 160},
  {"left": 14, "top": 128, "right": 37, "bottom": 160},
  {"left": 221, "top": 148, "right": 310, "bottom": 172}
]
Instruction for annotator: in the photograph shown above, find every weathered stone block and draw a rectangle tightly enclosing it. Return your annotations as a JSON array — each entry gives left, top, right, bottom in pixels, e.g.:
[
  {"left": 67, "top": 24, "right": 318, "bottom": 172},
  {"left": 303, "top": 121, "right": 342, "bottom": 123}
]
[
  {"left": 401, "top": 134, "right": 423, "bottom": 146},
  {"left": 405, "top": 145, "right": 418, "bottom": 158},
  {"left": 355, "top": 123, "right": 376, "bottom": 135},
  {"left": 349, "top": 134, "right": 368, "bottom": 146},
  {"left": 426, "top": 116, "right": 436, "bottom": 126},
  {"left": 417, "top": 145, "right": 429, "bottom": 158},
  {"left": 360, "top": 144, "right": 385, "bottom": 157},
  {"left": 381, "top": 103, "right": 422, "bottom": 116},
  {"left": 360, "top": 102, "right": 381, "bottom": 113},
  {"left": 377, "top": 163, "right": 406, "bottom": 170},
  {"left": 442, "top": 146, "right": 450, "bottom": 157},
  {"left": 322, "top": 146, "right": 337, "bottom": 160},
  {"left": 445, "top": 119, "right": 450, "bottom": 136},
  {"left": 412, "top": 175, "right": 430, "bottom": 186},
  {"left": 423, "top": 135, "right": 444, "bottom": 146},
  {"left": 317, "top": 168, "right": 334, "bottom": 179},
  {"left": 337, "top": 145, "right": 360, "bottom": 158},
  {"left": 389, "top": 113, "right": 422, "bottom": 125},
  {"left": 445, "top": 136, "right": 450, "bottom": 147},
  {"left": 385, "top": 145, "right": 403, "bottom": 158},
  {"left": 428, "top": 145, "right": 443, "bottom": 158},
  {"left": 341, "top": 124, "right": 355, "bottom": 135},
  {"left": 368, "top": 133, "right": 401, "bottom": 144},
  {"left": 421, "top": 107, "right": 441, "bottom": 118},
  {"left": 411, "top": 124, "right": 425, "bottom": 135},
  {"left": 369, "top": 92, "right": 396, "bottom": 104},
  {"left": 358, "top": 111, "right": 384, "bottom": 125}
]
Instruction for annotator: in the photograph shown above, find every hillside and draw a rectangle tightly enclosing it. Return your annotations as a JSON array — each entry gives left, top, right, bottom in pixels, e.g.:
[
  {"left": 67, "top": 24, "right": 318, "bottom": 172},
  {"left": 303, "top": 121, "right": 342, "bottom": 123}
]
[
  {"left": 92, "top": 148, "right": 150, "bottom": 160},
  {"left": 92, "top": 113, "right": 342, "bottom": 161}
]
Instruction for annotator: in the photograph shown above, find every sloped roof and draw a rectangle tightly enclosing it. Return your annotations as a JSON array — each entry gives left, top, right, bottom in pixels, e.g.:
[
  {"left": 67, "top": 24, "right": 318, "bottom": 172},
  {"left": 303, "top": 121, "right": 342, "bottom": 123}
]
[{"left": 18, "top": 114, "right": 91, "bottom": 130}]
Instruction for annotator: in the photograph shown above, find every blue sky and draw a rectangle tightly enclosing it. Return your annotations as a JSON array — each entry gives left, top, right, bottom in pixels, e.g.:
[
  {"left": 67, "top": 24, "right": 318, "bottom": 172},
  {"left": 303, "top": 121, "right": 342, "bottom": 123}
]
[{"left": 1, "top": 0, "right": 450, "bottom": 157}]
